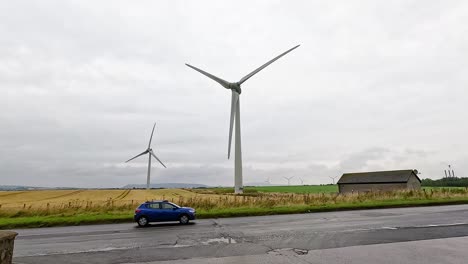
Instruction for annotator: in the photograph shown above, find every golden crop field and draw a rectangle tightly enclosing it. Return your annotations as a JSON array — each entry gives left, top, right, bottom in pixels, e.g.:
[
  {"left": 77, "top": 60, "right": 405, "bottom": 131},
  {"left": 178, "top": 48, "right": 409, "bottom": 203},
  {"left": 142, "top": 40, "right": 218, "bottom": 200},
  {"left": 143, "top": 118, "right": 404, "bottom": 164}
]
[{"left": 0, "top": 189, "right": 219, "bottom": 209}]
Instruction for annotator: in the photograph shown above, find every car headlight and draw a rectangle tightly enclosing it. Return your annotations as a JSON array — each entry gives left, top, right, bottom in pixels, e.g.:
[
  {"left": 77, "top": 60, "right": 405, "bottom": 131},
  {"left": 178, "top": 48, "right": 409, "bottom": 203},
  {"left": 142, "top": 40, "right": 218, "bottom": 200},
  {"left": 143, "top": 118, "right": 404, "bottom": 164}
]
[{"left": 189, "top": 209, "right": 195, "bottom": 213}]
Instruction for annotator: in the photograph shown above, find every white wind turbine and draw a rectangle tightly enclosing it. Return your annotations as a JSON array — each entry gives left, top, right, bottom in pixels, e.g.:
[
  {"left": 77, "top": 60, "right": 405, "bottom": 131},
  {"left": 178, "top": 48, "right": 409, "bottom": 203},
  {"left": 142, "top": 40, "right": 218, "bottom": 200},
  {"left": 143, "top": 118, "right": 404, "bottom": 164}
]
[
  {"left": 126, "top": 123, "right": 167, "bottom": 190},
  {"left": 284, "top": 176, "right": 294, "bottom": 186},
  {"left": 186, "top": 45, "right": 300, "bottom": 194},
  {"left": 329, "top": 176, "right": 338, "bottom": 184}
]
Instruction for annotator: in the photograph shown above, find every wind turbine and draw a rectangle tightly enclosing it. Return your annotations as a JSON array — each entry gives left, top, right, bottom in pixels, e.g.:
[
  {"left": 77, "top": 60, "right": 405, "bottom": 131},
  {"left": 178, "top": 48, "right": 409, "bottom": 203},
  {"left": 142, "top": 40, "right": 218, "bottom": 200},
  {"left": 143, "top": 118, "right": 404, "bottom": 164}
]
[
  {"left": 299, "top": 177, "right": 304, "bottom": 185},
  {"left": 284, "top": 176, "right": 294, "bottom": 186},
  {"left": 126, "top": 123, "right": 167, "bottom": 190},
  {"left": 329, "top": 176, "right": 338, "bottom": 184},
  {"left": 186, "top": 45, "right": 300, "bottom": 194}
]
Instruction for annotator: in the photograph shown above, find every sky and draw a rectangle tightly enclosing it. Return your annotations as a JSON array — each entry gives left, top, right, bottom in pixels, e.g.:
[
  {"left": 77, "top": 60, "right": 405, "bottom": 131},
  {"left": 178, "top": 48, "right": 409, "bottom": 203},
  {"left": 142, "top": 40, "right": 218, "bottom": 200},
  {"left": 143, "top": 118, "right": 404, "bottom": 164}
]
[{"left": 1, "top": 0, "right": 467, "bottom": 188}]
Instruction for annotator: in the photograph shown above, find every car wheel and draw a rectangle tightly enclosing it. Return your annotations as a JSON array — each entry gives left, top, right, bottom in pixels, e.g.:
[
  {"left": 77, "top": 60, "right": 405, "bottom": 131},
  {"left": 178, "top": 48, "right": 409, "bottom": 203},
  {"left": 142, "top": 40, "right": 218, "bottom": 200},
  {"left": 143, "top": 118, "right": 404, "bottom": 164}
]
[
  {"left": 137, "top": 216, "right": 149, "bottom": 227},
  {"left": 179, "top": 214, "right": 189, "bottom": 225}
]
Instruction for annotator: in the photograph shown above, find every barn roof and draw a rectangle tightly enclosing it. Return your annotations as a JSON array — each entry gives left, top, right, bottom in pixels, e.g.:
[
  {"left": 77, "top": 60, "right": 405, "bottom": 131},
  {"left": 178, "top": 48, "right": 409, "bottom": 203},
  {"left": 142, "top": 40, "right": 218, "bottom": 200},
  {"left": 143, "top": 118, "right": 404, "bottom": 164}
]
[{"left": 337, "top": 170, "right": 421, "bottom": 184}]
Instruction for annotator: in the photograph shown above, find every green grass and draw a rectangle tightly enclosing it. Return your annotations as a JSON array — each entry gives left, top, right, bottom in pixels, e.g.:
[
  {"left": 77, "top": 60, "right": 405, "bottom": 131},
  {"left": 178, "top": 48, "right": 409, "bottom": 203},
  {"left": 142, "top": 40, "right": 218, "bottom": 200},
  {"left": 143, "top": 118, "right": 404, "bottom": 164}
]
[
  {"left": 248, "top": 185, "right": 338, "bottom": 193},
  {"left": 3, "top": 196, "right": 468, "bottom": 229},
  {"left": 195, "top": 185, "right": 464, "bottom": 195},
  {"left": 193, "top": 185, "right": 338, "bottom": 194},
  {"left": 197, "top": 197, "right": 468, "bottom": 218},
  {"left": 0, "top": 213, "right": 132, "bottom": 229}
]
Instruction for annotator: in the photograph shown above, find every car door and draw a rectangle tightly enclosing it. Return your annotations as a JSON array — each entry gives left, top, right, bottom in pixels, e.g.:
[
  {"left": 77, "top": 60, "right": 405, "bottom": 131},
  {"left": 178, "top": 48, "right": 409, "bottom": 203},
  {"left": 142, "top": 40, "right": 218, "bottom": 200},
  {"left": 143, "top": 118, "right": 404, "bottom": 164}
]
[
  {"left": 160, "top": 202, "right": 179, "bottom": 221},
  {"left": 146, "top": 202, "right": 162, "bottom": 222}
]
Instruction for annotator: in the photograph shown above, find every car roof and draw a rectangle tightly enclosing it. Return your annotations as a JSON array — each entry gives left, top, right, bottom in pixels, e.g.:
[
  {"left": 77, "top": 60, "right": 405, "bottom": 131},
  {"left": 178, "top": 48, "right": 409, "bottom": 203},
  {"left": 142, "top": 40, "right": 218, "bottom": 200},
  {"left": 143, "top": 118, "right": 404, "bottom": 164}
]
[{"left": 145, "top": 200, "right": 169, "bottom": 203}]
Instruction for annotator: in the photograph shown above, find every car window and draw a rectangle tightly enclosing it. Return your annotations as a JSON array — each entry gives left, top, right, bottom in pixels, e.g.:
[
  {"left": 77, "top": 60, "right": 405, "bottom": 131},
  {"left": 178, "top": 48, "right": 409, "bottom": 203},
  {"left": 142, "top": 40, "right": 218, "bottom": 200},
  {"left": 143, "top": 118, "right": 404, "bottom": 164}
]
[
  {"left": 147, "top": 203, "right": 161, "bottom": 209},
  {"left": 161, "top": 203, "right": 175, "bottom": 209}
]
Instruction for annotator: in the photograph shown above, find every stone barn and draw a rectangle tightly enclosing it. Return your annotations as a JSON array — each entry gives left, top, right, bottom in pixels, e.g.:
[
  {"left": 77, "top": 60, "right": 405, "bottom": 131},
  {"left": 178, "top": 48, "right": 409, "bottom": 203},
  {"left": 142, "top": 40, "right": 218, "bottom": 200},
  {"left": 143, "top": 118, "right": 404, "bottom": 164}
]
[{"left": 337, "top": 169, "right": 421, "bottom": 194}]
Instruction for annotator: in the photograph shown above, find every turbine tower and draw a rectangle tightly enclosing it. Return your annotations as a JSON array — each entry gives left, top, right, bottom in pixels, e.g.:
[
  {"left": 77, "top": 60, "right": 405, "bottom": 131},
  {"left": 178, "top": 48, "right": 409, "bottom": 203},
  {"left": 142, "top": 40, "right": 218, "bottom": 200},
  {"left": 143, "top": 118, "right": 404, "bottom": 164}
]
[
  {"left": 186, "top": 45, "right": 300, "bottom": 194},
  {"left": 126, "top": 123, "right": 167, "bottom": 190},
  {"left": 299, "top": 177, "right": 304, "bottom": 185},
  {"left": 329, "top": 176, "right": 338, "bottom": 184}
]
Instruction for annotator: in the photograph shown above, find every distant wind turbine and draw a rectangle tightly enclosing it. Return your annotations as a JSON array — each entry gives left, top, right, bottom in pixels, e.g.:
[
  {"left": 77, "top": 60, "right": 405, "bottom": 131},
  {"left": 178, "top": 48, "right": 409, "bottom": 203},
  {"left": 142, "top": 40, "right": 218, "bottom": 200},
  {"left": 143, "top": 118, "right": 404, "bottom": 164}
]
[
  {"left": 299, "top": 177, "right": 304, "bottom": 185},
  {"left": 186, "top": 45, "right": 300, "bottom": 194},
  {"left": 329, "top": 176, "right": 338, "bottom": 184},
  {"left": 284, "top": 176, "right": 294, "bottom": 186},
  {"left": 126, "top": 123, "right": 166, "bottom": 190}
]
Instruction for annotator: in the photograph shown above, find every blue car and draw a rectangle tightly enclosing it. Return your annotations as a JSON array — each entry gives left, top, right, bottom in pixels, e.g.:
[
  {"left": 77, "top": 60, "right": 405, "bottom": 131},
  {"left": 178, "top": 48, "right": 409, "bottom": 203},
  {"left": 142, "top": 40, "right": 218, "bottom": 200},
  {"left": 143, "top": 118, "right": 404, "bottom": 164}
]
[{"left": 134, "top": 200, "right": 196, "bottom": 227}]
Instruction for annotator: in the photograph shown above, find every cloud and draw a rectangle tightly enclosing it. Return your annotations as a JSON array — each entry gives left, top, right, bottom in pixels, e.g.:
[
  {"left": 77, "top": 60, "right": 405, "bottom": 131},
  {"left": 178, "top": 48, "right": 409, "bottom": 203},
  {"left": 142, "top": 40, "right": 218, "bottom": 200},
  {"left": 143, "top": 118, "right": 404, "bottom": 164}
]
[{"left": 1, "top": 1, "right": 468, "bottom": 187}]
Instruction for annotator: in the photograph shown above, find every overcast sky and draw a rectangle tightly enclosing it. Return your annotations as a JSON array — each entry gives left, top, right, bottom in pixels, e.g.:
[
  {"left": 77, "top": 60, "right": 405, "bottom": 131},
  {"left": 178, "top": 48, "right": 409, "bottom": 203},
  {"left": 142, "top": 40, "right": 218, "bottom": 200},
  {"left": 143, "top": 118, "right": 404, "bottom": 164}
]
[{"left": 1, "top": 1, "right": 467, "bottom": 188}]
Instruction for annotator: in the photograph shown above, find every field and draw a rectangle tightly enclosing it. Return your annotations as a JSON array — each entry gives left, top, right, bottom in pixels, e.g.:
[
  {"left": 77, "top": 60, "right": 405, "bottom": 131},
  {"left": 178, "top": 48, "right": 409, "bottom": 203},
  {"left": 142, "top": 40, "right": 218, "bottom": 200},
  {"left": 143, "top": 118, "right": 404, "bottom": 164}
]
[
  {"left": 1, "top": 186, "right": 468, "bottom": 229},
  {"left": 193, "top": 185, "right": 338, "bottom": 194},
  {"left": 0, "top": 189, "right": 213, "bottom": 209}
]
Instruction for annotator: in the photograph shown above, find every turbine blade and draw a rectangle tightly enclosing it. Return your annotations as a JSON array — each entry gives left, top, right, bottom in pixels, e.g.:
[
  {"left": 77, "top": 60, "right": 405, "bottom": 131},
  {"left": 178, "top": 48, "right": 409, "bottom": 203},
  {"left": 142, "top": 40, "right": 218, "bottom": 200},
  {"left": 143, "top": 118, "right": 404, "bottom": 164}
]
[
  {"left": 148, "top": 123, "right": 156, "bottom": 148},
  {"left": 228, "top": 91, "right": 239, "bottom": 159},
  {"left": 150, "top": 150, "right": 167, "bottom": 168},
  {"left": 125, "top": 150, "right": 149, "bottom": 163},
  {"left": 185, "top": 63, "right": 230, "bottom": 89},
  {"left": 238, "top": 45, "right": 300, "bottom": 84}
]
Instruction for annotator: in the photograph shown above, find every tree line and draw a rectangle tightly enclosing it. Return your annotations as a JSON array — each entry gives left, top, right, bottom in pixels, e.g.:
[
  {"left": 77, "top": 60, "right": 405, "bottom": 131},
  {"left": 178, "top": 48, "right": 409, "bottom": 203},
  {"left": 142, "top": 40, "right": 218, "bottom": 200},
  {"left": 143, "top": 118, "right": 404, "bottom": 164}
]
[{"left": 421, "top": 177, "right": 468, "bottom": 187}]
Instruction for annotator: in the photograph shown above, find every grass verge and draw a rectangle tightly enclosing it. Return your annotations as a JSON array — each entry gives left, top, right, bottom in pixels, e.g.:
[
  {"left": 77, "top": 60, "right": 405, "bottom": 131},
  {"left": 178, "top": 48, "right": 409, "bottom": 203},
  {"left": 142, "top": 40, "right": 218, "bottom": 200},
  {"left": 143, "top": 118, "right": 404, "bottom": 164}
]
[{"left": 2, "top": 197, "right": 468, "bottom": 229}]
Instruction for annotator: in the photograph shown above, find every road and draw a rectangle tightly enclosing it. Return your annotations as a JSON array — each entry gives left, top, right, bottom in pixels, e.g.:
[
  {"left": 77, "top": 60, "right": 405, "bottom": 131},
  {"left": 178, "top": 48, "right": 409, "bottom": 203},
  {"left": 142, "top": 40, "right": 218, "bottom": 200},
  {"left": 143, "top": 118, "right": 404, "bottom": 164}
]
[{"left": 12, "top": 204, "right": 468, "bottom": 264}]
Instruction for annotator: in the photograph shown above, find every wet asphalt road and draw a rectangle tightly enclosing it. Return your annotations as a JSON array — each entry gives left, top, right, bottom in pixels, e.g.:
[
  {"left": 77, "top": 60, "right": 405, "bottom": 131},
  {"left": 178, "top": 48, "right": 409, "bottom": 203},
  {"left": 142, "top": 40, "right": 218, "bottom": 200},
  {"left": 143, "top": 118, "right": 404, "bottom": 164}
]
[{"left": 12, "top": 204, "right": 468, "bottom": 264}]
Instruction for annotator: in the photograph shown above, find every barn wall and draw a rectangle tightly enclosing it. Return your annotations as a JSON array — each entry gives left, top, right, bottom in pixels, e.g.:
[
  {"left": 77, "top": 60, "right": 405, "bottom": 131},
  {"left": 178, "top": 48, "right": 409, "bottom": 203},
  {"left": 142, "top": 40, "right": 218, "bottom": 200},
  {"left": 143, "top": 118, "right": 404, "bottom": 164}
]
[
  {"left": 339, "top": 183, "right": 407, "bottom": 194},
  {"left": 407, "top": 174, "right": 421, "bottom": 190}
]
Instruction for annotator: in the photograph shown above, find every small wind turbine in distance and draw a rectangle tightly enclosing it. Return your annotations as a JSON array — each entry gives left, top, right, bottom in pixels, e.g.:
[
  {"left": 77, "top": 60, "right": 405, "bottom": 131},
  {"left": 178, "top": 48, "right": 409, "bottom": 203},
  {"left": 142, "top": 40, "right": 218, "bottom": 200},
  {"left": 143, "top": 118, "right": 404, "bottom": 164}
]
[
  {"left": 284, "top": 176, "right": 294, "bottom": 186},
  {"left": 299, "top": 177, "right": 305, "bottom": 185},
  {"left": 329, "top": 176, "right": 338, "bottom": 184},
  {"left": 125, "top": 123, "right": 167, "bottom": 190},
  {"left": 186, "top": 45, "right": 300, "bottom": 194}
]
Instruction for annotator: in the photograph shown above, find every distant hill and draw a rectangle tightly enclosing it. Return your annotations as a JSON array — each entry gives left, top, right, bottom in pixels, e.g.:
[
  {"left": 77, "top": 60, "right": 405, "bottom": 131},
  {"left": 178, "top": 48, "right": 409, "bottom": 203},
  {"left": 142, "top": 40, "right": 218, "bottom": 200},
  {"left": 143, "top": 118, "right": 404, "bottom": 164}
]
[
  {"left": 122, "top": 183, "right": 210, "bottom": 189},
  {"left": 0, "top": 185, "right": 33, "bottom": 191},
  {"left": 0, "top": 185, "right": 80, "bottom": 191}
]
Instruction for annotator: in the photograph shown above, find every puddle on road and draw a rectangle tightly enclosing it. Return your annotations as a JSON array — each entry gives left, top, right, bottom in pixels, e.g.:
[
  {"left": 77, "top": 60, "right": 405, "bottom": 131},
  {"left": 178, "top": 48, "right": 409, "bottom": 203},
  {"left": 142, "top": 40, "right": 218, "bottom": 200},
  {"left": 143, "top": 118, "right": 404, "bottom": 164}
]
[
  {"left": 201, "top": 237, "right": 237, "bottom": 245},
  {"left": 268, "top": 248, "right": 309, "bottom": 256}
]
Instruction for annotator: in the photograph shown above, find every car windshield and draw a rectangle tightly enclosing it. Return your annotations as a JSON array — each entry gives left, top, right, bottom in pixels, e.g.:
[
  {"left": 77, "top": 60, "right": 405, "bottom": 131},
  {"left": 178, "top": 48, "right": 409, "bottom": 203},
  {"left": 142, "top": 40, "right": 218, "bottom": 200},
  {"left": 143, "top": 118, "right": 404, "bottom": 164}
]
[{"left": 161, "top": 202, "right": 180, "bottom": 209}]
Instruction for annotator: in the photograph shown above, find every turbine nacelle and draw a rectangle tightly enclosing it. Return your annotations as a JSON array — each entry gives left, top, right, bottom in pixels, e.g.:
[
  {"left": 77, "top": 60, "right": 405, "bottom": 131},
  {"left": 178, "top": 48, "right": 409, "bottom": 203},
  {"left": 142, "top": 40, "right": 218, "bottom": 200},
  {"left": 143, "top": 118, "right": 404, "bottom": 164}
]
[{"left": 228, "top": 83, "right": 242, "bottom": 94}]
